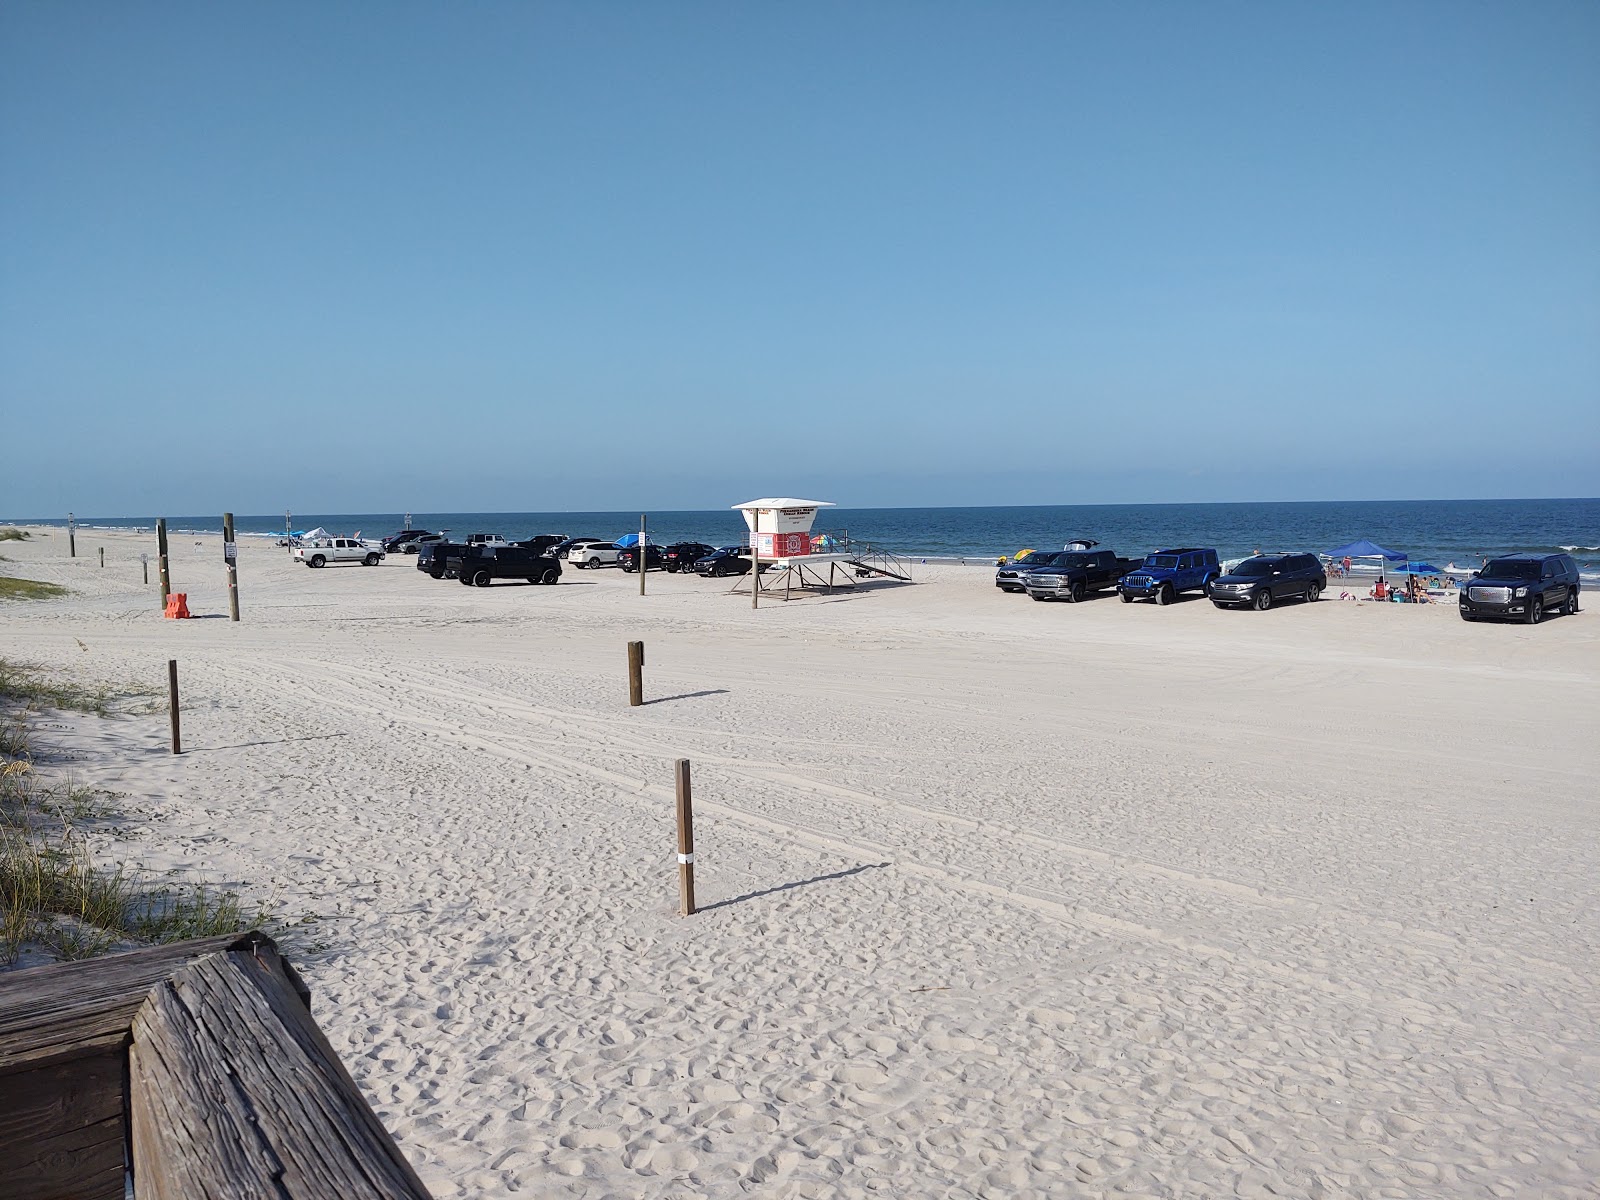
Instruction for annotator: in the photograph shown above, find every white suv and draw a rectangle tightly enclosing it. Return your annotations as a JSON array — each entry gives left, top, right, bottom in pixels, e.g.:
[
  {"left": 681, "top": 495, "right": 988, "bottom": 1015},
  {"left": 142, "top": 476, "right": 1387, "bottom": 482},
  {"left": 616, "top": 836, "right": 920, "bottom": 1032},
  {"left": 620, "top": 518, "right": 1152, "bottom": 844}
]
[
  {"left": 294, "top": 538, "right": 384, "bottom": 568},
  {"left": 565, "top": 538, "right": 619, "bottom": 569}
]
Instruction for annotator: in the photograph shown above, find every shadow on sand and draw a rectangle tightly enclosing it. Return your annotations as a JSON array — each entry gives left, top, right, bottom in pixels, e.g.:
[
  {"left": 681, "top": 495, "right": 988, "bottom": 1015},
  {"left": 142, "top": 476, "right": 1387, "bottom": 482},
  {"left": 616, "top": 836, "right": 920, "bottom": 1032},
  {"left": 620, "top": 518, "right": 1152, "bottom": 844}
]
[
  {"left": 645, "top": 689, "right": 730, "bottom": 705},
  {"left": 699, "top": 861, "right": 890, "bottom": 912}
]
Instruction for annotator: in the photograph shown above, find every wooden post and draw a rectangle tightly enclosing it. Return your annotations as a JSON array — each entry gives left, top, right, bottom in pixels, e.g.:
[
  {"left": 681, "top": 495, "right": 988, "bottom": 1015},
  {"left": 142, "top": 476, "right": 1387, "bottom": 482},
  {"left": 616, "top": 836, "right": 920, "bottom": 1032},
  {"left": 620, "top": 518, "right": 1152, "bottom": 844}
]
[
  {"left": 751, "top": 532, "right": 759, "bottom": 610},
  {"left": 675, "top": 758, "right": 696, "bottom": 916},
  {"left": 627, "top": 641, "right": 644, "bottom": 707},
  {"left": 639, "top": 514, "right": 647, "bottom": 596},
  {"left": 68, "top": 512, "right": 76, "bottom": 558},
  {"left": 223, "top": 512, "right": 240, "bottom": 622},
  {"left": 285, "top": 510, "right": 292, "bottom": 556},
  {"left": 167, "top": 660, "right": 181, "bottom": 754},
  {"left": 143, "top": 556, "right": 149, "bottom": 585},
  {"left": 98, "top": 547, "right": 104, "bottom": 569},
  {"left": 156, "top": 519, "right": 170, "bottom": 606}
]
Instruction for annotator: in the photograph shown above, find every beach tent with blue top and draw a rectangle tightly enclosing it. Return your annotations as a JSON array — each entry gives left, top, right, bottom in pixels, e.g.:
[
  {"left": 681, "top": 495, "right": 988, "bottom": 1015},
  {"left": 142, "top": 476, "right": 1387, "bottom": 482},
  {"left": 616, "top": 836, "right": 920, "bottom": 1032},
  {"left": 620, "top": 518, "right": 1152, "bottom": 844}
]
[
  {"left": 613, "top": 532, "right": 657, "bottom": 548},
  {"left": 1325, "top": 539, "right": 1407, "bottom": 562}
]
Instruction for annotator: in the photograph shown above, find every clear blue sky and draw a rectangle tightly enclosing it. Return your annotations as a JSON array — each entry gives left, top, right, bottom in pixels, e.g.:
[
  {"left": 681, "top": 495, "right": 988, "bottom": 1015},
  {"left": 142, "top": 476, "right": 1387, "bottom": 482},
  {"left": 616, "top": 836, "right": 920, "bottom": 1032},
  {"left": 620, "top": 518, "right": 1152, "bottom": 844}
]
[{"left": 3, "top": 1, "right": 1596, "bottom": 516}]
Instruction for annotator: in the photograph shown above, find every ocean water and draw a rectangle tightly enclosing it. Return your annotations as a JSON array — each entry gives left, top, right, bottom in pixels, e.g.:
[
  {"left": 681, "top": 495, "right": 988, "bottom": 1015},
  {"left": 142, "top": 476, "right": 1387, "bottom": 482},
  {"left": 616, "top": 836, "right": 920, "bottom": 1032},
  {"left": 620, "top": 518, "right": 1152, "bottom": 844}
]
[{"left": 12, "top": 498, "right": 1600, "bottom": 580}]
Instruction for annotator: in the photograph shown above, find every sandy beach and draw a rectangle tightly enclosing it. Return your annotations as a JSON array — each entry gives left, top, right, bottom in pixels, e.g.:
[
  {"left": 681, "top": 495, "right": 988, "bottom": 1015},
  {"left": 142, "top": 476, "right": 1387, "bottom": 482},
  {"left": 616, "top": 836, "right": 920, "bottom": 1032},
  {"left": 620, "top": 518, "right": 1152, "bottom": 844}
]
[{"left": 3, "top": 525, "right": 1597, "bottom": 1198}]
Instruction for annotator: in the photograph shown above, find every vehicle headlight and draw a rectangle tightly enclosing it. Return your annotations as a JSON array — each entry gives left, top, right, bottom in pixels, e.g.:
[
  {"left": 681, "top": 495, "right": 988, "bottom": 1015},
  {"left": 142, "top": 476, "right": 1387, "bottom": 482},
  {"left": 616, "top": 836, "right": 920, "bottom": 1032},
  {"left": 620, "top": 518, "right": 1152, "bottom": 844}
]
[{"left": 1514, "top": 586, "right": 1527, "bottom": 598}]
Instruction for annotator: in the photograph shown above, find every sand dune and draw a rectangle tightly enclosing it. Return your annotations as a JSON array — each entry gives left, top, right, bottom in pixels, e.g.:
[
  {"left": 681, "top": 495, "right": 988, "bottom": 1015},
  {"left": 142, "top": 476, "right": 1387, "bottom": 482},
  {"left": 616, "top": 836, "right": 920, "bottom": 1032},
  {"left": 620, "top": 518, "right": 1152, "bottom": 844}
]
[{"left": 3, "top": 527, "right": 1597, "bottom": 1198}]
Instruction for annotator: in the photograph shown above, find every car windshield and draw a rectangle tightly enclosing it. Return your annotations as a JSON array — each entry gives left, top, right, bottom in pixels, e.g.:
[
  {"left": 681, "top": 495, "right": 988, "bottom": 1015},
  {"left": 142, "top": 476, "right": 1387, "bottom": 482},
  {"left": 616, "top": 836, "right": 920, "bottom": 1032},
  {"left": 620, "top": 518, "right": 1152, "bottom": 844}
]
[
  {"left": 1482, "top": 559, "right": 1539, "bottom": 579},
  {"left": 1021, "top": 553, "right": 1059, "bottom": 567},
  {"left": 1233, "top": 560, "right": 1274, "bottom": 577},
  {"left": 1146, "top": 555, "right": 1179, "bottom": 570},
  {"left": 1056, "top": 554, "right": 1089, "bottom": 568}
]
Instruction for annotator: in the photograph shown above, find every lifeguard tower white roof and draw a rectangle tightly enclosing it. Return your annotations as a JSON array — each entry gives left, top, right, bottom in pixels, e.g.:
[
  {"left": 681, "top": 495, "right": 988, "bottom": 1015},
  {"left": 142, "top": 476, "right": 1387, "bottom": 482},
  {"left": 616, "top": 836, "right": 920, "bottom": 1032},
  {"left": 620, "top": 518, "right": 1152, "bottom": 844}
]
[{"left": 731, "top": 499, "right": 835, "bottom": 512}]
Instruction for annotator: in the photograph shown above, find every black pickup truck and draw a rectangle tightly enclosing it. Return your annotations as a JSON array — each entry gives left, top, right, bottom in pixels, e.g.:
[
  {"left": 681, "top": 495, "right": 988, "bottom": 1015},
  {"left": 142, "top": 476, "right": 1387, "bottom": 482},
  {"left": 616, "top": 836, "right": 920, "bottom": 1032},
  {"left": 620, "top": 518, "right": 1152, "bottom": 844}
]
[
  {"left": 457, "top": 545, "right": 563, "bottom": 587},
  {"left": 1459, "top": 553, "right": 1580, "bottom": 624},
  {"left": 1021, "top": 549, "right": 1139, "bottom": 602}
]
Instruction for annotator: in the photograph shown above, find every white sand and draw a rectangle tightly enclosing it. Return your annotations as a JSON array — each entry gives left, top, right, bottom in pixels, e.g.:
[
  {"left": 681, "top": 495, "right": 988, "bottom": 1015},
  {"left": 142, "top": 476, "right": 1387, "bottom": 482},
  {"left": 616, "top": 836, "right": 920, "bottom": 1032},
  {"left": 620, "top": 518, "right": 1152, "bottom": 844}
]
[{"left": 3, "top": 526, "right": 1598, "bottom": 1198}]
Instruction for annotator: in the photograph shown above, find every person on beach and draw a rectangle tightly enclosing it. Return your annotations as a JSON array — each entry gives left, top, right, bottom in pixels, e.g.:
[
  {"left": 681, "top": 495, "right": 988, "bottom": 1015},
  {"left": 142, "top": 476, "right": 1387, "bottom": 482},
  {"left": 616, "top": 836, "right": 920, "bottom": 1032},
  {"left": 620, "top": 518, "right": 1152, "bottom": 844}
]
[
  {"left": 1373, "top": 578, "right": 1389, "bottom": 600},
  {"left": 1342, "top": 556, "right": 1352, "bottom": 575}
]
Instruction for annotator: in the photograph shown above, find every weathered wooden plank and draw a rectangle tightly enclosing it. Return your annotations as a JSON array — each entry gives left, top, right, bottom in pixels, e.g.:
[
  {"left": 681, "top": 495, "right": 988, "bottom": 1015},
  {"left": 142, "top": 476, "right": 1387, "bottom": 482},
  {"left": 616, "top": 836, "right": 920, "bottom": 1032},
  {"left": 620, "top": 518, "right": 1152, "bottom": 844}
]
[
  {"left": 129, "top": 947, "right": 431, "bottom": 1200},
  {"left": 0, "top": 934, "right": 249, "bottom": 1070},
  {"left": 0, "top": 1052, "right": 123, "bottom": 1145},
  {"left": 2, "top": 1112, "right": 126, "bottom": 1200}
]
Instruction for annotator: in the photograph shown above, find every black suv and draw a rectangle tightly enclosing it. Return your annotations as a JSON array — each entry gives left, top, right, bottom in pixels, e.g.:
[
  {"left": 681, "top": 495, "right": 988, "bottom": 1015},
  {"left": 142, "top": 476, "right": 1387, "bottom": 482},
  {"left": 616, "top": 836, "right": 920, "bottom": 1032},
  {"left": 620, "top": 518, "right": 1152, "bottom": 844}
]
[
  {"left": 1459, "top": 554, "right": 1580, "bottom": 624},
  {"left": 664, "top": 542, "right": 716, "bottom": 573},
  {"left": 617, "top": 544, "right": 666, "bottom": 572},
  {"left": 1208, "top": 553, "right": 1326, "bottom": 611}
]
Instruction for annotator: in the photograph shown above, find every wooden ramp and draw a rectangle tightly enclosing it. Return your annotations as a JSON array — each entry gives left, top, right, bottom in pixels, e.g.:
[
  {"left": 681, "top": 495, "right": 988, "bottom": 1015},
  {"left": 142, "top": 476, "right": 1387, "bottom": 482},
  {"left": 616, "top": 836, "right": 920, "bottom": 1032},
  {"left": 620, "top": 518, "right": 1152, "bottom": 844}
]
[
  {"left": 0, "top": 932, "right": 431, "bottom": 1200},
  {"left": 844, "top": 557, "right": 912, "bottom": 581}
]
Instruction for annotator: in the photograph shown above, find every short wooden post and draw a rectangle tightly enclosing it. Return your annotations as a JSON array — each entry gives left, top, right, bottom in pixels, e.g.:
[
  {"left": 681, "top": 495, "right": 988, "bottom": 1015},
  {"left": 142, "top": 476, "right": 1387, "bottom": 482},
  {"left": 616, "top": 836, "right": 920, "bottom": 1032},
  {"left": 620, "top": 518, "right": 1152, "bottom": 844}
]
[
  {"left": 675, "top": 758, "right": 696, "bottom": 916},
  {"left": 167, "top": 659, "right": 181, "bottom": 755},
  {"left": 223, "top": 512, "right": 240, "bottom": 622},
  {"left": 68, "top": 512, "right": 75, "bottom": 558},
  {"left": 98, "top": 547, "right": 104, "bottom": 569},
  {"left": 156, "top": 518, "right": 171, "bottom": 606},
  {"left": 627, "top": 641, "right": 644, "bottom": 707},
  {"left": 143, "top": 556, "right": 149, "bottom": 585}
]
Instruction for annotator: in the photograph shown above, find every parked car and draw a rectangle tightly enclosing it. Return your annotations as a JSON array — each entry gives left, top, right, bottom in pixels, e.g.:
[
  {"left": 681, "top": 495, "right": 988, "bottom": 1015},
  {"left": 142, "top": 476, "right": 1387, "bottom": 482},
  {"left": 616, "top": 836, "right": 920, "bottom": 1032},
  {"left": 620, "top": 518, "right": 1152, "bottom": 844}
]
[
  {"left": 664, "top": 542, "right": 716, "bottom": 573},
  {"left": 456, "top": 545, "right": 563, "bottom": 587},
  {"left": 1459, "top": 553, "right": 1580, "bottom": 624},
  {"left": 617, "top": 544, "right": 666, "bottom": 572},
  {"left": 393, "top": 531, "right": 449, "bottom": 555},
  {"left": 995, "top": 550, "right": 1061, "bottom": 593},
  {"left": 293, "top": 538, "right": 384, "bottom": 568},
  {"left": 381, "top": 529, "right": 433, "bottom": 553},
  {"left": 551, "top": 537, "right": 603, "bottom": 560},
  {"left": 516, "top": 534, "right": 568, "bottom": 556},
  {"left": 563, "top": 538, "right": 621, "bottom": 569},
  {"left": 693, "top": 546, "right": 757, "bottom": 577},
  {"left": 416, "top": 540, "right": 462, "bottom": 578},
  {"left": 1023, "top": 549, "right": 1140, "bottom": 602},
  {"left": 1208, "top": 553, "right": 1326, "bottom": 610},
  {"left": 1119, "top": 548, "right": 1221, "bottom": 605}
]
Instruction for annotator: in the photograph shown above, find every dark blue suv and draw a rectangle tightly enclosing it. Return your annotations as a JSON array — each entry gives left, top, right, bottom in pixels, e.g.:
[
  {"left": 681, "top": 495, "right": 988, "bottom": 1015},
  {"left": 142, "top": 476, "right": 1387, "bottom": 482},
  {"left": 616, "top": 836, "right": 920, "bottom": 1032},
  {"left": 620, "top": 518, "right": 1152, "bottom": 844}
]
[{"left": 1118, "top": 548, "right": 1220, "bottom": 606}]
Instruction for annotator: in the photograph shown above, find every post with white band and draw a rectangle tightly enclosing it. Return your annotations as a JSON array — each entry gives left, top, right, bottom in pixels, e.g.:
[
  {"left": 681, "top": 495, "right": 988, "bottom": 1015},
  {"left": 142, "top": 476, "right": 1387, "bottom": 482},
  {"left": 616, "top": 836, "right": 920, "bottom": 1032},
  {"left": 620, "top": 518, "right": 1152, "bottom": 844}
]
[{"left": 675, "top": 758, "right": 696, "bottom": 916}]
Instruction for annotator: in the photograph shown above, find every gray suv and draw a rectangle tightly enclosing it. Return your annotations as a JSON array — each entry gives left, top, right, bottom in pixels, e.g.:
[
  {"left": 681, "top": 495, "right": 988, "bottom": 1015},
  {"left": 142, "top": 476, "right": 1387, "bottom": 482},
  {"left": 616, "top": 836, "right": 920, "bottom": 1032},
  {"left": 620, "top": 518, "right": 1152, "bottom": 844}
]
[{"left": 1208, "top": 553, "right": 1326, "bottom": 611}]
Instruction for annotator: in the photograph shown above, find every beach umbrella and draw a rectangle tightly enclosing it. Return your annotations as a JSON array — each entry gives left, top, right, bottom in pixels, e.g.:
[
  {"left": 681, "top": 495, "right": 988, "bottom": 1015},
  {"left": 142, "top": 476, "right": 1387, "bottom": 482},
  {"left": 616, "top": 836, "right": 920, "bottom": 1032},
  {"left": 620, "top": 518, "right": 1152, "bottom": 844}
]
[
  {"left": 1394, "top": 562, "right": 1444, "bottom": 575},
  {"left": 1325, "top": 539, "right": 1406, "bottom": 561},
  {"left": 613, "top": 532, "right": 656, "bottom": 548}
]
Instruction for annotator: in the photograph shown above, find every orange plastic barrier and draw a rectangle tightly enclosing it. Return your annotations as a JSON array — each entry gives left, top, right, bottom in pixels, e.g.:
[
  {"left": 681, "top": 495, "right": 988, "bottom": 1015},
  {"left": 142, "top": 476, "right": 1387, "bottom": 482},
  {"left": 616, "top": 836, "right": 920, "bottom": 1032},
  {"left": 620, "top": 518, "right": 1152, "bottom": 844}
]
[{"left": 163, "top": 593, "right": 190, "bottom": 619}]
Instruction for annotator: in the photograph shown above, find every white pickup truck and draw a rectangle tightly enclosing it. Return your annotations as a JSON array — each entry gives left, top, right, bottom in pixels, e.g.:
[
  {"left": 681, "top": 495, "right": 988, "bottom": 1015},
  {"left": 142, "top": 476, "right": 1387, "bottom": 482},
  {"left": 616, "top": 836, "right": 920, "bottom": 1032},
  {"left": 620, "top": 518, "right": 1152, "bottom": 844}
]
[{"left": 293, "top": 537, "right": 385, "bottom": 568}]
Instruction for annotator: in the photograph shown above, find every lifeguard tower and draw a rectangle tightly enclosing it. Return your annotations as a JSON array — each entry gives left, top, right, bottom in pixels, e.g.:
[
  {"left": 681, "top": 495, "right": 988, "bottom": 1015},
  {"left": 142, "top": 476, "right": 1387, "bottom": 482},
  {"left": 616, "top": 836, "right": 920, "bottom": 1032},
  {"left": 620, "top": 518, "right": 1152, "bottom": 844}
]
[{"left": 730, "top": 497, "right": 911, "bottom": 598}]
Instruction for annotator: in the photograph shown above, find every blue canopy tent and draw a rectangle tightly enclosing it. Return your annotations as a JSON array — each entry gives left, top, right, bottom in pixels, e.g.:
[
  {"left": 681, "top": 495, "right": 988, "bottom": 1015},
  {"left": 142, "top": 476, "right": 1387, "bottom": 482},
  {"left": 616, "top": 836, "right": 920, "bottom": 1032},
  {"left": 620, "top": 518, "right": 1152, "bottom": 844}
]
[
  {"left": 613, "top": 532, "right": 657, "bottom": 548},
  {"left": 1325, "top": 539, "right": 1407, "bottom": 562},
  {"left": 1394, "top": 562, "right": 1444, "bottom": 575}
]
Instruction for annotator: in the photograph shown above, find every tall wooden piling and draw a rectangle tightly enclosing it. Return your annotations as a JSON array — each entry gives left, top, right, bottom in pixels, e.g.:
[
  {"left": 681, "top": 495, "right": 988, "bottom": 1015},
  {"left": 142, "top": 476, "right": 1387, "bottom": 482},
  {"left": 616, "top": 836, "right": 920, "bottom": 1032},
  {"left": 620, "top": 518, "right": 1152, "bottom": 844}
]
[
  {"left": 223, "top": 512, "right": 240, "bottom": 622},
  {"left": 98, "top": 547, "right": 104, "bottom": 569},
  {"left": 627, "top": 641, "right": 644, "bottom": 707},
  {"left": 638, "top": 514, "right": 647, "bottom": 596},
  {"left": 68, "top": 512, "right": 76, "bottom": 558},
  {"left": 156, "top": 519, "right": 170, "bottom": 606},
  {"left": 675, "top": 758, "right": 696, "bottom": 916},
  {"left": 167, "top": 660, "right": 181, "bottom": 755}
]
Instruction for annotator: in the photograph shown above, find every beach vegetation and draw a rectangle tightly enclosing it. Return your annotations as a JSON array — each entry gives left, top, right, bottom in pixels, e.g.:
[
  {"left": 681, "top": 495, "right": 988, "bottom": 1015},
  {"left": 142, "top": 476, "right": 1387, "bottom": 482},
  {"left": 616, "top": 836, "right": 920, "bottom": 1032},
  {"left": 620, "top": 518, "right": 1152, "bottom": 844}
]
[
  {"left": 1, "top": 660, "right": 269, "bottom": 967},
  {"left": 0, "top": 528, "right": 30, "bottom": 541},
  {"left": 0, "top": 577, "right": 69, "bottom": 601}
]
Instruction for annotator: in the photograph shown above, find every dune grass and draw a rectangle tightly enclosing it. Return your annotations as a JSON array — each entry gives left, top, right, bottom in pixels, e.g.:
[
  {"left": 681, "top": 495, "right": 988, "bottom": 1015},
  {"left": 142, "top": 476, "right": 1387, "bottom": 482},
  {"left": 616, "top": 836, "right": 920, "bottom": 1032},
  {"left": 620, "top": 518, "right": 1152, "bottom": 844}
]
[
  {"left": 0, "top": 577, "right": 69, "bottom": 601},
  {"left": 0, "top": 528, "right": 30, "bottom": 542},
  {"left": 1, "top": 660, "right": 268, "bottom": 966}
]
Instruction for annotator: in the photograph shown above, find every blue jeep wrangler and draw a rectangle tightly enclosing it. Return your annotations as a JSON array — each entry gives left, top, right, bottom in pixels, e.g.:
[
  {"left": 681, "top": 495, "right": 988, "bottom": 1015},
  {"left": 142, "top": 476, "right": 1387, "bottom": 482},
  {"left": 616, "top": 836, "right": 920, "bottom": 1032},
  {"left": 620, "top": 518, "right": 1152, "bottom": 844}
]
[{"left": 1118, "top": 548, "right": 1220, "bottom": 605}]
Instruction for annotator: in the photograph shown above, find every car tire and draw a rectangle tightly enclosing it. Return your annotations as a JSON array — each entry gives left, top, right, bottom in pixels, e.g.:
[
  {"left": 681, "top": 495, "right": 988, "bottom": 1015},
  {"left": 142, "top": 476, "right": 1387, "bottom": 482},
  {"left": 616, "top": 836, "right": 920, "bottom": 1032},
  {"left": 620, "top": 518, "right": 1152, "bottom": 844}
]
[
  {"left": 473, "top": 570, "right": 493, "bottom": 588},
  {"left": 1525, "top": 596, "right": 1543, "bottom": 625},
  {"left": 310, "top": 554, "right": 325, "bottom": 568},
  {"left": 429, "top": 567, "right": 444, "bottom": 579},
  {"left": 1067, "top": 581, "right": 1085, "bottom": 603},
  {"left": 1460, "top": 609, "right": 1476, "bottom": 621},
  {"left": 1253, "top": 589, "right": 1272, "bottom": 611},
  {"left": 1305, "top": 582, "right": 1321, "bottom": 603},
  {"left": 364, "top": 553, "right": 380, "bottom": 566},
  {"left": 1119, "top": 591, "right": 1133, "bottom": 603},
  {"left": 712, "top": 564, "right": 727, "bottom": 577},
  {"left": 541, "top": 569, "right": 558, "bottom": 585},
  {"left": 1155, "top": 583, "right": 1173, "bottom": 606}
]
